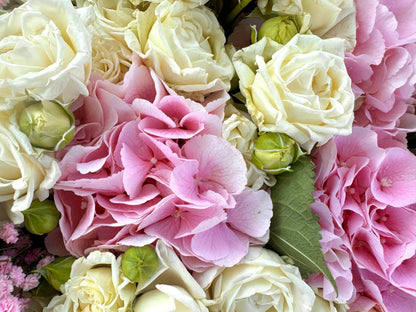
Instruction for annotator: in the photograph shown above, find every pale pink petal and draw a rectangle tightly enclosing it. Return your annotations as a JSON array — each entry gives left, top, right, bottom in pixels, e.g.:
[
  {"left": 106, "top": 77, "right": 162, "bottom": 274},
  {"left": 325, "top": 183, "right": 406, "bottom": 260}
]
[
  {"left": 227, "top": 189, "right": 273, "bottom": 238},
  {"left": 190, "top": 223, "right": 249, "bottom": 266},
  {"left": 371, "top": 147, "right": 416, "bottom": 207}
]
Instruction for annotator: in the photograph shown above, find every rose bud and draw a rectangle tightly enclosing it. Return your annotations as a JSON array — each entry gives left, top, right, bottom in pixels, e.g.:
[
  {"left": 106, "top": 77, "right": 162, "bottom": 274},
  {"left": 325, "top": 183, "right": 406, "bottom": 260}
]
[
  {"left": 19, "top": 99, "right": 75, "bottom": 150},
  {"left": 122, "top": 246, "right": 159, "bottom": 283},
  {"left": 252, "top": 132, "right": 305, "bottom": 175}
]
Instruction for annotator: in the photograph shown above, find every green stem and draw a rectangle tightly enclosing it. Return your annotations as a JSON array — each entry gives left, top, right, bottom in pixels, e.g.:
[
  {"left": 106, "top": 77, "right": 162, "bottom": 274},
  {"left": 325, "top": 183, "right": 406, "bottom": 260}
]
[{"left": 226, "top": 0, "right": 253, "bottom": 25}]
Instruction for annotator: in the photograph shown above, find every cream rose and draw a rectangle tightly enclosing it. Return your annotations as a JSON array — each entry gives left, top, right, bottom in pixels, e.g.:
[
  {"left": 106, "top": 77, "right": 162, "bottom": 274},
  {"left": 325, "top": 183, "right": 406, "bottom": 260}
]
[
  {"left": 257, "top": 0, "right": 356, "bottom": 51},
  {"left": 76, "top": 0, "right": 135, "bottom": 82},
  {"left": 44, "top": 251, "right": 136, "bottom": 312},
  {"left": 199, "top": 247, "right": 316, "bottom": 312},
  {"left": 0, "top": 112, "right": 60, "bottom": 225},
  {"left": 76, "top": 0, "right": 135, "bottom": 37},
  {"left": 222, "top": 103, "right": 276, "bottom": 190},
  {"left": 233, "top": 35, "right": 354, "bottom": 153},
  {"left": 0, "top": 0, "right": 92, "bottom": 110},
  {"left": 312, "top": 295, "right": 348, "bottom": 312},
  {"left": 302, "top": 0, "right": 356, "bottom": 51},
  {"left": 129, "top": 0, "right": 209, "bottom": 7},
  {"left": 258, "top": 0, "right": 303, "bottom": 15},
  {"left": 134, "top": 240, "right": 209, "bottom": 312},
  {"left": 125, "top": 0, "right": 234, "bottom": 100}
]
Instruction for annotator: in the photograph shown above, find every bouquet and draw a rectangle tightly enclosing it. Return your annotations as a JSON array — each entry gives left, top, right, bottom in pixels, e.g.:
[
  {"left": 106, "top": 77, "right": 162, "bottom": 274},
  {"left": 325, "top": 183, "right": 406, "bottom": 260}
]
[{"left": 0, "top": 0, "right": 415, "bottom": 311}]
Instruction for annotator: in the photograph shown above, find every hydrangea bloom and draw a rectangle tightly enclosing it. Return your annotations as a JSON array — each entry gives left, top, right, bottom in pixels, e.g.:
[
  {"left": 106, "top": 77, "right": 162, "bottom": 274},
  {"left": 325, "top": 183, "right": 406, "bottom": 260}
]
[
  {"left": 345, "top": 0, "right": 416, "bottom": 136},
  {"left": 310, "top": 126, "right": 416, "bottom": 308},
  {"left": 54, "top": 59, "right": 272, "bottom": 272}
]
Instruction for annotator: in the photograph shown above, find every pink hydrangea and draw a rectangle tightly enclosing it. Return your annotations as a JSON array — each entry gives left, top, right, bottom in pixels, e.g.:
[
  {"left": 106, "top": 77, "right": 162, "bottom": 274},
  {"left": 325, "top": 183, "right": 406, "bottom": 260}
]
[
  {"left": 351, "top": 44, "right": 416, "bottom": 133},
  {"left": 310, "top": 126, "right": 416, "bottom": 306},
  {"left": 54, "top": 127, "right": 272, "bottom": 270},
  {"left": 54, "top": 73, "right": 272, "bottom": 271},
  {"left": 60, "top": 55, "right": 158, "bottom": 151},
  {"left": 345, "top": 0, "right": 416, "bottom": 138},
  {"left": 346, "top": 0, "right": 416, "bottom": 87},
  {"left": 63, "top": 54, "right": 227, "bottom": 153}
]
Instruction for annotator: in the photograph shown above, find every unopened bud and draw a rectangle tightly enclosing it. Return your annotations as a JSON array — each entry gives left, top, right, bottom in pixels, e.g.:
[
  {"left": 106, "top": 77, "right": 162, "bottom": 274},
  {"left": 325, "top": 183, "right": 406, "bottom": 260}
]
[
  {"left": 258, "top": 16, "right": 299, "bottom": 44},
  {"left": 252, "top": 132, "right": 305, "bottom": 175},
  {"left": 121, "top": 246, "right": 158, "bottom": 283},
  {"left": 19, "top": 99, "right": 74, "bottom": 150}
]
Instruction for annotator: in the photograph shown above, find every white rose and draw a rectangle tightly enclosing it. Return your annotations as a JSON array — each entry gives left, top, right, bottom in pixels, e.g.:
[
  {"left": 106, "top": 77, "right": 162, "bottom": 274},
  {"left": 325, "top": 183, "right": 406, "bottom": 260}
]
[
  {"left": 258, "top": 0, "right": 303, "bottom": 15},
  {"left": 0, "top": 112, "right": 60, "bottom": 224},
  {"left": 125, "top": 0, "right": 234, "bottom": 100},
  {"left": 222, "top": 103, "right": 276, "bottom": 190},
  {"left": 134, "top": 286, "right": 208, "bottom": 312},
  {"left": 0, "top": 0, "right": 92, "bottom": 110},
  {"left": 134, "top": 240, "right": 209, "bottom": 312},
  {"left": 312, "top": 294, "right": 348, "bottom": 312},
  {"left": 257, "top": 0, "right": 356, "bottom": 51},
  {"left": 129, "top": 0, "right": 209, "bottom": 7},
  {"left": 44, "top": 251, "right": 136, "bottom": 312},
  {"left": 75, "top": 0, "right": 135, "bottom": 83},
  {"left": 199, "top": 247, "right": 316, "bottom": 312},
  {"left": 90, "top": 36, "right": 132, "bottom": 83},
  {"left": 302, "top": 0, "right": 356, "bottom": 51},
  {"left": 233, "top": 35, "right": 354, "bottom": 153},
  {"left": 76, "top": 0, "right": 135, "bottom": 38}
]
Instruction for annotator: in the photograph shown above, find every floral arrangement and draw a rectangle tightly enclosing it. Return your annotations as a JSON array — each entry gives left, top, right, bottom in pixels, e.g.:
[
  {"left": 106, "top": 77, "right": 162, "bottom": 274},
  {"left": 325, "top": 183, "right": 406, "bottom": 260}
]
[{"left": 0, "top": 0, "right": 415, "bottom": 311}]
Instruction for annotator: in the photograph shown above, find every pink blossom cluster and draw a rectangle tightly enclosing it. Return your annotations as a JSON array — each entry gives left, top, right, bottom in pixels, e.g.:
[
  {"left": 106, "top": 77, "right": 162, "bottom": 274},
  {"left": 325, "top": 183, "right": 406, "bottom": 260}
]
[
  {"left": 53, "top": 55, "right": 273, "bottom": 272},
  {"left": 310, "top": 126, "right": 416, "bottom": 312},
  {"left": 0, "top": 223, "right": 19, "bottom": 244},
  {"left": 345, "top": 0, "right": 416, "bottom": 138},
  {"left": 0, "top": 226, "right": 56, "bottom": 311},
  {"left": 0, "top": 256, "right": 40, "bottom": 311}
]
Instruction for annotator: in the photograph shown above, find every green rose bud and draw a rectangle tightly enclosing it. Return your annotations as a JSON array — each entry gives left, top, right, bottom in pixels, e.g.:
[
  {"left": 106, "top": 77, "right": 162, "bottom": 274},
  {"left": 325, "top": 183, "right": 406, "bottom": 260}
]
[
  {"left": 33, "top": 256, "right": 76, "bottom": 292},
  {"left": 19, "top": 99, "right": 75, "bottom": 151},
  {"left": 22, "top": 199, "right": 61, "bottom": 235},
  {"left": 258, "top": 16, "right": 299, "bottom": 44},
  {"left": 252, "top": 132, "right": 305, "bottom": 175},
  {"left": 121, "top": 246, "right": 158, "bottom": 283}
]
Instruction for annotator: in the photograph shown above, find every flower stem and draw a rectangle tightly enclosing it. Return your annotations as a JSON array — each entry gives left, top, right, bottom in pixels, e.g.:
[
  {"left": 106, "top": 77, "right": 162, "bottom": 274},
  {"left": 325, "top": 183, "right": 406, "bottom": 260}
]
[{"left": 226, "top": 0, "right": 253, "bottom": 25}]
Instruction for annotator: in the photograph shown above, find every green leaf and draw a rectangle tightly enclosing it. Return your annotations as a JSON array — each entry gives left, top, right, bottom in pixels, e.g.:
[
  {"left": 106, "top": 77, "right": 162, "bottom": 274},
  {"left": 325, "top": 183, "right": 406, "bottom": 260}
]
[
  {"left": 33, "top": 256, "right": 76, "bottom": 292},
  {"left": 31, "top": 277, "right": 59, "bottom": 297},
  {"left": 268, "top": 156, "right": 338, "bottom": 294}
]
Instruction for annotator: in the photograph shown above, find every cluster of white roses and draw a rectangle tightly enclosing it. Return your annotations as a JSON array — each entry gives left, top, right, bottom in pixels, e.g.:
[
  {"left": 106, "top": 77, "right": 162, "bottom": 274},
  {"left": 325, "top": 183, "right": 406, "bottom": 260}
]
[{"left": 43, "top": 241, "right": 347, "bottom": 312}]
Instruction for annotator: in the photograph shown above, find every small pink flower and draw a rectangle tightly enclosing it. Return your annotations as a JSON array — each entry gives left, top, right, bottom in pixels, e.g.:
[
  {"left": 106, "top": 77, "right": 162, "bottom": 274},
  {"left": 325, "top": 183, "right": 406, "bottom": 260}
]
[
  {"left": 36, "top": 256, "right": 55, "bottom": 269},
  {"left": 9, "top": 265, "right": 25, "bottom": 288},
  {"left": 0, "top": 276, "right": 13, "bottom": 297},
  {"left": 0, "top": 294, "right": 21, "bottom": 312},
  {"left": 0, "top": 223, "right": 19, "bottom": 244},
  {"left": 21, "top": 274, "right": 40, "bottom": 292}
]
